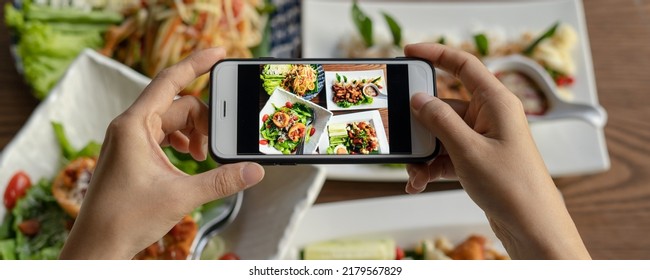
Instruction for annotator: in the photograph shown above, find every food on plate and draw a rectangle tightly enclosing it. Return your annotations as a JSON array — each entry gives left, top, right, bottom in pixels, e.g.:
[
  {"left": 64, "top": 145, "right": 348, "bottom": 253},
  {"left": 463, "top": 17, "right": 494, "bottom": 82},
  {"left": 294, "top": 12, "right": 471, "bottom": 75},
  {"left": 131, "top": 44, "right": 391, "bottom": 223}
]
[
  {"left": 4, "top": 0, "right": 132, "bottom": 98},
  {"left": 300, "top": 234, "right": 508, "bottom": 260},
  {"left": 495, "top": 70, "right": 548, "bottom": 115},
  {"left": 341, "top": 2, "right": 578, "bottom": 101},
  {"left": 0, "top": 122, "right": 220, "bottom": 260},
  {"left": 303, "top": 238, "right": 397, "bottom": 260},
  {"left": 260, "top": 101, "right": 315, "bottom": 154},
  {"left": 134, "top": 215, "right": 198, "bottom": 260},
  {"left": 101, "top": 0, "right": 273, "bottom": 96},
  {"left": 52, "top": 157, "right": 97, "bottom": 219},
  {"left": 331, "top": 73, "right": 379, "bottom": 108},
  {"left": 261, "top": 64, "right": 320, "bottom": 98},
  {"left": 326, "top": 121, "right": 379, "bottom": 155}
]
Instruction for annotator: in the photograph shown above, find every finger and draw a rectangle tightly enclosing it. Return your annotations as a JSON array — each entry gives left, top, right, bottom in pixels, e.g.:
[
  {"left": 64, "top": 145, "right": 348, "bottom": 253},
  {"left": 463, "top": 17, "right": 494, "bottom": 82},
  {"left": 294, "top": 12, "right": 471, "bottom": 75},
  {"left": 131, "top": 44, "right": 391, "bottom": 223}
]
[
  {"left": 411, "top": 93, "right": 475, "bottom": 152},
  {"left": 404, "top": 43, "right": 506, "bottom": 95},
  {"left": 168, "top": 131, "right": 190, "bottom": 153},
  {"left": 130, "top": 48, "right": 226, "bottom": 115},
  {"left": 159, "top": 95, "right": 209, "bottom": 136},
  {"left": 188, "top": 130, "right": 207, "bottom": 161},
  {"left": 426, "top": 155, "right": 458, "bottom": 180},
  {"left": 405, "top": 163, "right": 428, "bottom": 194},
  {"left": 184, "top": 162, "right": 265, "bottom": 206}
]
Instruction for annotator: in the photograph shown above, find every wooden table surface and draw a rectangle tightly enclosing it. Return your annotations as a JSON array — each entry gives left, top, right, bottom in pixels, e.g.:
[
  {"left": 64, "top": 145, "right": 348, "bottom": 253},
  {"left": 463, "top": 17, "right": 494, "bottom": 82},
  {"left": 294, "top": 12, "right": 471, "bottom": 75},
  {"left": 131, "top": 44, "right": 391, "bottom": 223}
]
[{"left": 1, "top": 0, "right": 650, "bottom": 259}]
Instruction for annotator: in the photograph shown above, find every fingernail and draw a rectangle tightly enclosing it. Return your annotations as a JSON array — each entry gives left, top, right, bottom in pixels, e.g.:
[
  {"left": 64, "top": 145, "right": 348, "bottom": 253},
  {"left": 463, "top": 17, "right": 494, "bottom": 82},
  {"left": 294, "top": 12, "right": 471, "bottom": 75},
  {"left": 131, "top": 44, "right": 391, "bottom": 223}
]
[
  {"left": 411, "top": 93, "right": 434, "bottom": 112},
  {"left": 241, "top": 163, "right": 264, "bottom": 186},
  {"left": 201, "top": 138, "right": 208, "bottom": 160}
]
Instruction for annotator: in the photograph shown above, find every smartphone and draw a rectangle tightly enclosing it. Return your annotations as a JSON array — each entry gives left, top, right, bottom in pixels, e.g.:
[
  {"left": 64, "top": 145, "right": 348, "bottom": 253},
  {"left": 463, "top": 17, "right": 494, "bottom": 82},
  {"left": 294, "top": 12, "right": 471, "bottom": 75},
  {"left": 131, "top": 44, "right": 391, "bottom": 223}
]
[{"left": 209, "top": 58, "right": 439, "bottom": 164}]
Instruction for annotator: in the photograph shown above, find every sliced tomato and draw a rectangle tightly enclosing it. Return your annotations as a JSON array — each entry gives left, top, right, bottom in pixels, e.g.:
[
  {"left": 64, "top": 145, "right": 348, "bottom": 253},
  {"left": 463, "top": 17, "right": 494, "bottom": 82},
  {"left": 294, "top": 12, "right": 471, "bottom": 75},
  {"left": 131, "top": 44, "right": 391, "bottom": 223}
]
[
  {"left": 262, "top": 114, "right": 269, "bottom": 122},
  {"left": 309, "top": 127, "right": 316, "bottom": 136},
  {"left": 259, "top": 139, "right": 268, "bottom": 145},
  {"left": 285, "top": 101, "right": 293, "bottom": 108},
  {"left": 18, "top": 219, "right": 40, "bottom": 237},
  {"left": 4, "top": 171, "right": 32, "bottom": 210}
]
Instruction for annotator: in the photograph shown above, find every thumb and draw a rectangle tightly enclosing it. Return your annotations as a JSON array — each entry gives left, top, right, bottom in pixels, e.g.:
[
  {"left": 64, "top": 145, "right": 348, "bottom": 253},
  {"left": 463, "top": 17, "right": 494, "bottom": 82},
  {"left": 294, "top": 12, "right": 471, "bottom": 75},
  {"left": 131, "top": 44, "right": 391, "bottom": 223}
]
[
  {"left": 184, "top": 162, "right": 265, "bottom": 206},
  {"left": 411, "top": 93, "right": 475, "bottom": 153}
]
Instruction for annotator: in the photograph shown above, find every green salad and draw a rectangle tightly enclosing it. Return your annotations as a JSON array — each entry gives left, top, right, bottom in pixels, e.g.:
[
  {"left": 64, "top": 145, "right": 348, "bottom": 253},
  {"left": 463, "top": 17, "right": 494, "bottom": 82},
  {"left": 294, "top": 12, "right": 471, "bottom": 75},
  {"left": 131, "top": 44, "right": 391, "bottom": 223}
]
[
  {"left": 0, "top": 122, "right": 218, "bottom": 260},
  {"left": 260, "top": 101, "right": 315, "bottom": 154}
]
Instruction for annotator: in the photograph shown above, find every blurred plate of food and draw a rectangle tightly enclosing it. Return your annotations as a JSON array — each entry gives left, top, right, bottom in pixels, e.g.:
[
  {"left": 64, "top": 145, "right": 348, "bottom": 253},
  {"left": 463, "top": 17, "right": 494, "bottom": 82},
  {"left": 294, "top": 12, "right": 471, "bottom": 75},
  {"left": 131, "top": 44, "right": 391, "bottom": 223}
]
[
  {"left": 284, "top": 189, "right": 508, "bottom": 260},
  {"left": 5, "top": 0, "right": 293, "bottom": 99},
  {"left": 318, "top": 110, "right": 389, "bottom": 155},
  {"left": 303, "top": 0, "right": 609, "bottom": 180}
]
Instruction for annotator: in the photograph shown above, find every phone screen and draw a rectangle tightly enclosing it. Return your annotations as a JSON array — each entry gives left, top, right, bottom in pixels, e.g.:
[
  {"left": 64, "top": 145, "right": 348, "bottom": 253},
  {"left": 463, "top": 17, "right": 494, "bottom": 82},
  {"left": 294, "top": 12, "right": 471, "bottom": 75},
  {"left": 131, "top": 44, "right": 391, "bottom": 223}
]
[{"left": 236, "top": 63, "right": 412, "bottom": 156}]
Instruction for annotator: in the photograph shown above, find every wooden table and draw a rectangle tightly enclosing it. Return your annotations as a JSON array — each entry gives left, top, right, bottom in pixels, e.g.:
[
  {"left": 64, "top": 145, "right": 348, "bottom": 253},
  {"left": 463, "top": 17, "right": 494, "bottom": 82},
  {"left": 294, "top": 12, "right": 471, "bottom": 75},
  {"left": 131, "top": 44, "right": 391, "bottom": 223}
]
[{"left": 1, "top": 0, "right": 649, "bottom": 259}]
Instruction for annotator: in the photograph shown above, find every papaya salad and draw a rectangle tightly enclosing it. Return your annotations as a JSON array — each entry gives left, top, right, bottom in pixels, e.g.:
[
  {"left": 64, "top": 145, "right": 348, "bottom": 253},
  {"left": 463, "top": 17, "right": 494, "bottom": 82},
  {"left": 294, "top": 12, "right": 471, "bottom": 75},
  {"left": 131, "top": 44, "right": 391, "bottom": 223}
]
[
  {"left": 0, "top": 122, "right": 221, "bottom": 260},
  {"left": 260, "top": 64, "right": 320, "bottom": 98},
  {"left": 100, "top": 0, "right": 274, "bottom": 96},
  {"left": 260, "top": 101, "right": 315, "bottom": 154}
]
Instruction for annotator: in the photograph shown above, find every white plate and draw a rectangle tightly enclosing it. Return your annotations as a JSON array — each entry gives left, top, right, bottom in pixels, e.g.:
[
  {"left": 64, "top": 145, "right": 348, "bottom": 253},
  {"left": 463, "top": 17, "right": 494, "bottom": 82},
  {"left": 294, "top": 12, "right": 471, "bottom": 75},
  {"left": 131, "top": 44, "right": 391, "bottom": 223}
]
[
  {"left": 317, "top": 110, "right": 389, "bottom": 155},
  {"left": 259, "top": 87, "right": 333, "bottom": 154},
  {"left": 303, "top": 0, "right": 609, "bottom": 180},
  {"left": 0, "top": 50, "right": 326, "bottom": 260},
  {"left": 0, "top": 50, "right": 149, "bottom": 221},
  {"left": 324, "top": 70, "right": 388, "bottom": 111},
  {"left": 283, "top": 189, "right": 506, "bottom": 259}
]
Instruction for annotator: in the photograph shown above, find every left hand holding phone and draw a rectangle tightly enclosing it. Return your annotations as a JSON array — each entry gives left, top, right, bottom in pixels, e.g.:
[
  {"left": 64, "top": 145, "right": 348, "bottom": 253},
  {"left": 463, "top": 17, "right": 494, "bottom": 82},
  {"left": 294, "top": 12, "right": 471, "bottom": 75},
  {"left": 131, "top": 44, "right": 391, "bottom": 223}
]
[{"left": 59, "top": 48, "right": 265, "bottom": 259}]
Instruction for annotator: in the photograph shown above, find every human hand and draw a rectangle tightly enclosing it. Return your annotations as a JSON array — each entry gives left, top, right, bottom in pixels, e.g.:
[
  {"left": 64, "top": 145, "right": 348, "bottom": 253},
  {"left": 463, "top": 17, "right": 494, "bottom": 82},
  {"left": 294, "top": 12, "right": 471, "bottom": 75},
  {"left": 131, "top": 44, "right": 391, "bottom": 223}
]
[
  {"left": 59, "top": 48, "right": 265, "bottom": 259},
  {"left": 404, "top": 43, "right": 589, "bottom": 259}
]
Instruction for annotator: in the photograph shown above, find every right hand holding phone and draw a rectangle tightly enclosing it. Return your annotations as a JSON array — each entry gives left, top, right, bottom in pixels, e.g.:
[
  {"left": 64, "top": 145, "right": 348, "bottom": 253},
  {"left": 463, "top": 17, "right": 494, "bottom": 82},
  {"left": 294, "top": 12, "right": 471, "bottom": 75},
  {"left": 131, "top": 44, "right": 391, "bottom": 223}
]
[{"left": 404, "top": 43, "right": 590, "bottom": 259}]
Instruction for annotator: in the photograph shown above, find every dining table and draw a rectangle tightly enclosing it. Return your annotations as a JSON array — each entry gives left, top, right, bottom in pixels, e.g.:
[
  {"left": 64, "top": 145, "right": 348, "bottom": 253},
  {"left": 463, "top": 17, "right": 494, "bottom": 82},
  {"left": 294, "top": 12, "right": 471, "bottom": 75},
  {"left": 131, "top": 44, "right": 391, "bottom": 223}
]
[{"left": 1, "top": 0, "right": 649, "bottom": 260}]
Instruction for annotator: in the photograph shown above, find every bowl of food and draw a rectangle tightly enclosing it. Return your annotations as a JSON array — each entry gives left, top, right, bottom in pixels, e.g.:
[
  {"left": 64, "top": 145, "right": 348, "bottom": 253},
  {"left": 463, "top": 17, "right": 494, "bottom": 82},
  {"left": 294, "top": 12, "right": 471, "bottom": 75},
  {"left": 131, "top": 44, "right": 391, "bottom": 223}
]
[{"left": 484, "top": 54, "right": 606, "bottom": 127}]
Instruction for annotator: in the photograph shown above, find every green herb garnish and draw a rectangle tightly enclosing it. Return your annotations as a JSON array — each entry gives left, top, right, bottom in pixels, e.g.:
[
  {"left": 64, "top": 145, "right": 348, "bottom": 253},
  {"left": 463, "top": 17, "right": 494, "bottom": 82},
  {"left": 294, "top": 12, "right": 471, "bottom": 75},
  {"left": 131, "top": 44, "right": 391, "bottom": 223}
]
[
  {"left": 382, "top": 12, "right": 402, "bottom": 47},
  {"left": 523, "top": 22, "right": 560, "bottom": 55},
  {"left": 474, "top": 33, "right": 489, "bottom": 56},
  {"left": 352, "top": 0, "right": 373, "bottom": 47}
]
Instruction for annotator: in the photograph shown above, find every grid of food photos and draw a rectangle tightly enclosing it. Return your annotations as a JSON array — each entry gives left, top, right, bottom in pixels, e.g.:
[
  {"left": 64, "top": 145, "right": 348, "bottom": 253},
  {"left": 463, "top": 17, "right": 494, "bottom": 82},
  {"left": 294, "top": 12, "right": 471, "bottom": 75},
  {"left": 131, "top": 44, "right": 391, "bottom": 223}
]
[{"left": 258, "top": 64, "right": 391, "bottom": 155}]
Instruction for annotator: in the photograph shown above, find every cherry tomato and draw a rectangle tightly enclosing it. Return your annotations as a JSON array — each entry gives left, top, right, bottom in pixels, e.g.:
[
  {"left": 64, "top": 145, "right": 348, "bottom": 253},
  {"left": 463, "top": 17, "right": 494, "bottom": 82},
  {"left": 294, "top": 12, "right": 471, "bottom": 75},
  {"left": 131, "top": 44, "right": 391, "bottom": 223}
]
[
  {"left": 259, "top": 139, "right": 268, "bottom": 145},
  {"left": 4, "top": 171, "right": 31, "bottom": 210},
  {"left": 309, "top": 127, "right": 316, "bottom": 136},
  {"left": 285, "top": 101, "right": 293, "bottom": 108},
  {"left": 395, "top": 246, "right": 405, "bottom": 260},
  {"left": 219, "top": 252, "right": 241, "bottom": 260},
  {"left": 262, "top": 114, "right": 269, "bottom": 122}
]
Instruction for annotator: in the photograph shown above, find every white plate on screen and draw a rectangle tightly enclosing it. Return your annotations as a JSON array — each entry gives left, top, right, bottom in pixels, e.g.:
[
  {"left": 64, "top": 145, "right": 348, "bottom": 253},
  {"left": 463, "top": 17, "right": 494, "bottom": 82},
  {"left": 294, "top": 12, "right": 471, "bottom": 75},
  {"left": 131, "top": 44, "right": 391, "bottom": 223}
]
[
  {"left": 303, "top": 0, "right": 609, "bottom": 181},
  {"left": 317, "top": 110, "right": 389, "bottom": 155}
]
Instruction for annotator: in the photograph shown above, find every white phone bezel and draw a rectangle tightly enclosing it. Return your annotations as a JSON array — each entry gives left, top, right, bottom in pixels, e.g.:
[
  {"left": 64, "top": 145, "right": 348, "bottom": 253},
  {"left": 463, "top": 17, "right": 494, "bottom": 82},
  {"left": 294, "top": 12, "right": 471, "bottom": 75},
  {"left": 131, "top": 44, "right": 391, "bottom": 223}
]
[{"left": 210, "top": 59, "right": 437, "bottom": 163}]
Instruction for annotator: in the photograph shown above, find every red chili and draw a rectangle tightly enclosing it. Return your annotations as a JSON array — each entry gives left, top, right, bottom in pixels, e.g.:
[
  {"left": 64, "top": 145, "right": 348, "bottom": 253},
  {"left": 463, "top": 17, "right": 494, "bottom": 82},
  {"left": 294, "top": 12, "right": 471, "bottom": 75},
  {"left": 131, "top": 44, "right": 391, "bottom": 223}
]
[
  {"left": 259, "top": 139, "right": 268, "bottom": 145},
  {"left": 309, "top": 127, "right": 316, "bottom": 136},
  {"left": 285, "top": 101, "right": 293, "bottom": 108},
  {"left": 4, "top": 171, "right": 32, "bottom": 210},
  {"left": 555, "top": 75, "right": 575, "bottom": 86},
  {"left": 262, "top": 114, "right": 269, "bottom": 122}
]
